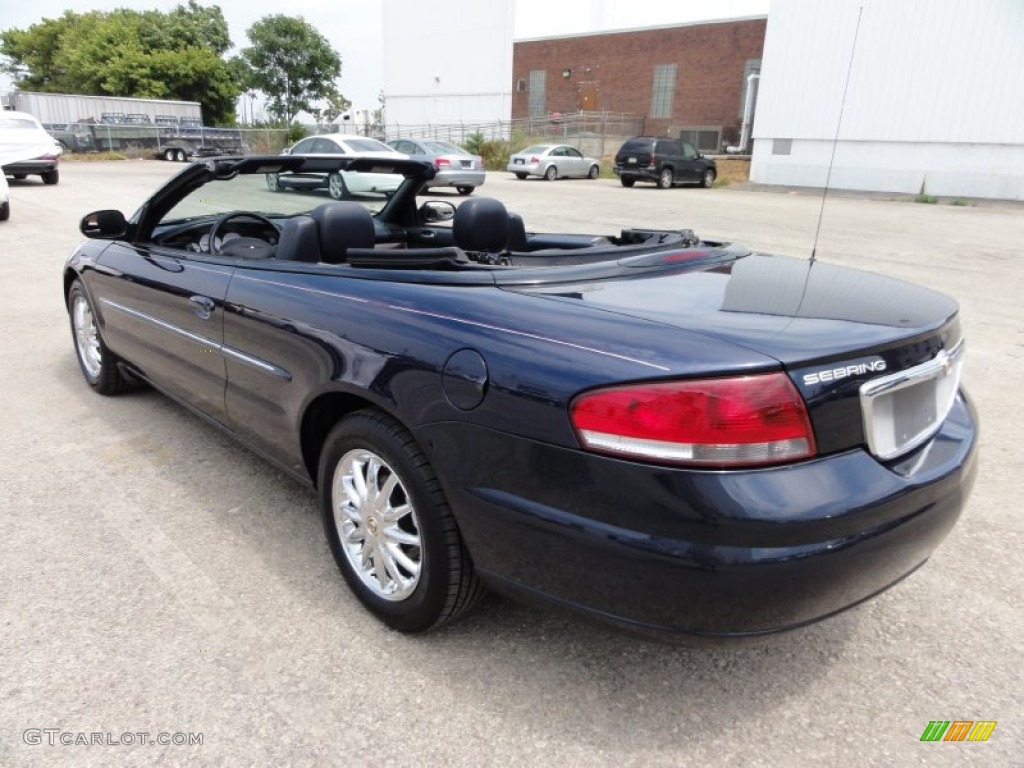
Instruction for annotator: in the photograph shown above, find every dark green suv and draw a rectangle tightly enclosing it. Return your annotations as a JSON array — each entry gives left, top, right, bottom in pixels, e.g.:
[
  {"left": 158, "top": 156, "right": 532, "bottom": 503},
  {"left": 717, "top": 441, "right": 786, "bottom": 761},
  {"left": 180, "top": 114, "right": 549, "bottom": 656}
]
[{"left": 613, "top": 136, "right": 717, "bottom": 189}]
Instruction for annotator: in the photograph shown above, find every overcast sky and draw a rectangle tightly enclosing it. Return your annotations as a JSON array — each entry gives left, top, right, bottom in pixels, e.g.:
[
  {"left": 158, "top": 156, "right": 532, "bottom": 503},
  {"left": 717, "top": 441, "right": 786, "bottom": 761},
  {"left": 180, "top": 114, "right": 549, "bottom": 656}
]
[{"left": 1, "top": 0, "right": 770, "bottom": 115}]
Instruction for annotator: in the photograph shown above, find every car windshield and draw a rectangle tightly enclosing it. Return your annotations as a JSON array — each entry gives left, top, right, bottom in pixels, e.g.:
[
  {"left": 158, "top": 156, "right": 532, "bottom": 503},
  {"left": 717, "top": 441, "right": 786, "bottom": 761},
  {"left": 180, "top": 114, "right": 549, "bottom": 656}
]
[
  {"left": 0, "top": 118, "right": 40, "bottom": 130},
  {"left": 424, "top": 141, "right": 469, "bottom": 155},
  {"left": 344, "top": 138, "right": 395, "bottom": 152},
  {"left": 160, "top": 167, "right": 400, "bottom": 225}
]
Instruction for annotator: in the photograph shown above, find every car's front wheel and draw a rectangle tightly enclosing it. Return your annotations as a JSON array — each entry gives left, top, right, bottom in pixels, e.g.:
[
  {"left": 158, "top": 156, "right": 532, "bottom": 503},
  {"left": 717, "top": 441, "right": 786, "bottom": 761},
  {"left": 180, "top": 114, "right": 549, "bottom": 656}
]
[
  {"left": 701, "top": 169, "right": 717, "bottom": 188},
  {"left": 328, "top": 172, "right": 348, "bottom": 200},
  {"left": 0, "top": 201, "right": 9, "bottom": 221},
  {"left": 588, "top": 164, "right": 600, "bottom": 179},
  {"left": 68, "top": 280, "right": 134, "bottom": 395},
  {"left": 657, "top": 168, "right": 674, "bottom": 189},
  {"left": 265, "top": 173, "right": 281, "bottom": 192},
  {"left": 544, "top": 165, "right": 558, "bottom": 181},
  {"left": 318, "top": 410, "right": 484, "bottom": 633},
  {"left": 456, "top": 185, "right": 474, "bottom": 196},
  {"left": 42, "top": 169, "right": 59, "bottom": 185}
]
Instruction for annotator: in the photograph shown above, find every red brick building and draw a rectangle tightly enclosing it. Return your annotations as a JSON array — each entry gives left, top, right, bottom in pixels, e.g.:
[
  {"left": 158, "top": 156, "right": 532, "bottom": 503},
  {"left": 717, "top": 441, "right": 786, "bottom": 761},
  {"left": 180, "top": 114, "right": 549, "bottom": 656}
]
[{"left": 511, "top": 17, "right": 766, "bottom": 150}]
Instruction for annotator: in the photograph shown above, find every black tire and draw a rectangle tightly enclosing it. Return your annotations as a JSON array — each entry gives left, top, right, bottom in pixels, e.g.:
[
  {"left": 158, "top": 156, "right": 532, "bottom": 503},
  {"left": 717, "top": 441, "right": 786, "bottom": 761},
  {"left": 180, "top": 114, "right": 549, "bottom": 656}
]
[
  {"left": 42, "top": 169, "right": 59, "bottom": 185},
  {"left": 266, "top": 173, "right": 281, "bottom": 192},
  {"left": 701, "top": 169, "right": 717, "bottom": 188},
  {"left": 0, "top": 201, "right": 9, "bottom": 221},
  {"left": 176, "top": 149, "right": 188, "bottom": 162},
  {"left": 588, "top": 164, "right": 600, "bottom": 179},
  {"left": 657, "top": 167, "right": 674, "bottom": 189},
  {"left": 514, "top": 172, "right": 527, "bottom": 180},
  {"left": 544, "top": 165, "right": 558, "bottom": 181},
  {"left": 13, "top": 173, "right": 26, "bottom": 180},
  {"left": 163, "top": 148, "right": 176, "bottom": 161},
  {"left": 67, "top": 280, "right": 134, "bottom": 395},
  {"left": 456, "top": 185, "right": 474, "bottom": 196},
  {"left": 318, "top": 409, "right": 485, "bottom": 633},
  {"left": 619, "top": 176, "right": 635, "bottom": 188}
]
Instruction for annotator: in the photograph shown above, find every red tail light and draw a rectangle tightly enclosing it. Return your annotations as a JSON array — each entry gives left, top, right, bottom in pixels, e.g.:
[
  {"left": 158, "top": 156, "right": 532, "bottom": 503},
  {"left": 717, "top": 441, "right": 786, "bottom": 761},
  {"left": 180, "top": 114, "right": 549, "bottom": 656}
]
[
  {"left": 570, "top": 373, "right": 817, "bottom": 467},
  {"left": 434, "top": 157, "right": 451, "bottom": 169},
  {"left": 530, "top": 156, "right": 540, "bottom": 163}
]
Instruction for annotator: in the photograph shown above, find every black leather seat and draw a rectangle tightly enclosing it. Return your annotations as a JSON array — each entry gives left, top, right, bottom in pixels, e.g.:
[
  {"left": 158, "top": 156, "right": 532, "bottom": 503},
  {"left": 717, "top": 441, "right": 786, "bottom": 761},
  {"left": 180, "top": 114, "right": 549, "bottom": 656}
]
[
  {"left": 275, "top": 215, "right": 320, "bottom": 262},
  {"left": 507, "top": 213, "right": 528, "bottom": 252},
  {"left": 453, "top": 198, "right": 510, "bottom": 254},
  {"left": 310, "top": 202, "right": 376, "bottom": 263}
]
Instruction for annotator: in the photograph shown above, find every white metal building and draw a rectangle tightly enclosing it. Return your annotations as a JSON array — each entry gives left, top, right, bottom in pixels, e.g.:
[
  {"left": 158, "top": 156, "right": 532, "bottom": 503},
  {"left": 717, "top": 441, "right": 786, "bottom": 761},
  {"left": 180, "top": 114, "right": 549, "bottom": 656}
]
[
  {"left": 751, "top": 0, "right": 1024, "bottom": 200},
  {"left": 381, "top": 0, "right": 515, "bottom": 129}
]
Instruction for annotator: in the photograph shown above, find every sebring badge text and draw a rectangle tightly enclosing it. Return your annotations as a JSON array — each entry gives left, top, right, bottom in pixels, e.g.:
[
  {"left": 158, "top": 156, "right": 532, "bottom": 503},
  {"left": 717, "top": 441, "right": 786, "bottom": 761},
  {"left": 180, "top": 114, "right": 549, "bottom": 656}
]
[{"left": 803, "top": 359, "right": 887, "bottom": 386}]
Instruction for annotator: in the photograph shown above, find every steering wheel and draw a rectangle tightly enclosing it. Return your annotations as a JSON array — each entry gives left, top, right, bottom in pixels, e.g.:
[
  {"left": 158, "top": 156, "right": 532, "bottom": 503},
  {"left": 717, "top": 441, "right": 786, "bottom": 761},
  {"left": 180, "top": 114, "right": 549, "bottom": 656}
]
[{"left": 208, "top": 211, "right": 279, "bottom": 259}]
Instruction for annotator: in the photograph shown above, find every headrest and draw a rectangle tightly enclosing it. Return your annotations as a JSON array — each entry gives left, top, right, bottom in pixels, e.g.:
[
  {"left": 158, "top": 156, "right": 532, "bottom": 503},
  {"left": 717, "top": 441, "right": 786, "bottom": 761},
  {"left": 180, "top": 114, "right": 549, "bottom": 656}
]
[
  {"left": 453, "top": 197, "right": 510, "bottom": 252},
  {"left": 310, "top": 201, "right": 376, "bottom": 263}
]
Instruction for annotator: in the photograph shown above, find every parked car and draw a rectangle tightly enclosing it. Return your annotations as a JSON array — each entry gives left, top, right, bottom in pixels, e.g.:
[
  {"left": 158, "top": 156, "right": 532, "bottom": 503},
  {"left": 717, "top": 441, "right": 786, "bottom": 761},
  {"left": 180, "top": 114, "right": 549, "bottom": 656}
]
[
  {"left": 0, "top": 173, "right": 9, "bottom": 221},
  {"left": 63, "top": 154, "right": 977, "bottom": 640},
  {"left": 0, "top": 110, "right": 61, "bottom": 185},
  {"left": 614, "top": 136, "right": 716, "bottom": 189},
  {"left": 507, "top": 143, "right": 600, "bottom": 180},
  {"left": 386, "top": 138, "right": 485, "bottom": 195},
  {"left": 266, "top": 135, "right": 406, "bottom": 199}
]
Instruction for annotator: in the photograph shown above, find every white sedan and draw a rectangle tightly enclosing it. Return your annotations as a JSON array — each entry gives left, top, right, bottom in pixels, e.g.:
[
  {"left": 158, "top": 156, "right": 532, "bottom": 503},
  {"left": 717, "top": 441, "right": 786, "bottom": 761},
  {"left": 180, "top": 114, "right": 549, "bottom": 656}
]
[
  {"left": 267, "top": 135, "right": 408, "bottom": 199},
  {"left": 507, "top": 143, "right": 600, "bottom": 181}
]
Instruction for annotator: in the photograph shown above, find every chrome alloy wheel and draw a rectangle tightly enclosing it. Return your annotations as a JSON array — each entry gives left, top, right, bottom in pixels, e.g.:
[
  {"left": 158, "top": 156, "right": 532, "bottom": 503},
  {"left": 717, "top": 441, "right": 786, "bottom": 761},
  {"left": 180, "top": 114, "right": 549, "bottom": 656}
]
[
  {"left": 328, "top": 172, "right": 346, "bottom": 200},
  {"left": 333, "top": 449, "right": 422, "bottom": 601},
  {"left": 73, "top": 294, "right": 103, "bottom": 378}
]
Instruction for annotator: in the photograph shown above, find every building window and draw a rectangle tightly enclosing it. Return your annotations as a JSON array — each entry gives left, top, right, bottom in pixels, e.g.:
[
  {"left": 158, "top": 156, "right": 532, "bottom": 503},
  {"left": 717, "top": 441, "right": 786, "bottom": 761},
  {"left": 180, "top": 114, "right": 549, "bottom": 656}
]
[
  {"left": 650, "top": 64, "right": 676, "bottom": 119},
  {"left": 528, "top": 70, "right": 546, "bottom": 117},
  {"left": 516, "top": 78, "right": 526, "bottom": 93},
  {"left": 680, "top": 126, "right": 722, "bottom": 153},
  {"left": 772, "top": 139, "right": 793, "bottom": 155}
]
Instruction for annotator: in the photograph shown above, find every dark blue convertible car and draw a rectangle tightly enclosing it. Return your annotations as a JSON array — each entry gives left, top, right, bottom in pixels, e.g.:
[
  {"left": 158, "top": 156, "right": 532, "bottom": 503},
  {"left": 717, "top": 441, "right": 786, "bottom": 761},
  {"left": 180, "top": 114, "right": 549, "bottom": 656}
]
[{"left": 64, "top": 155, "right": 977, "bottom": 639}]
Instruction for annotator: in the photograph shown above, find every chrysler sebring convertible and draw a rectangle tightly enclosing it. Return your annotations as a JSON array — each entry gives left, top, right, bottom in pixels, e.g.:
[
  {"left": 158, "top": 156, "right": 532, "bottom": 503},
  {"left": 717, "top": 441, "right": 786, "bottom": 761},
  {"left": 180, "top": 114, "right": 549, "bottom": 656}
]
[{"left": 63, "top": 154, "right": 977, "bottom": 639}]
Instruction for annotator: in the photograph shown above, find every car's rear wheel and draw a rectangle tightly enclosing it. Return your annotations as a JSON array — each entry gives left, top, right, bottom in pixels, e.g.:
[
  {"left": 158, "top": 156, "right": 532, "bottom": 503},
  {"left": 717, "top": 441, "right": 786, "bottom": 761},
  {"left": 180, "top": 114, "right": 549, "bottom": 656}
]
[
  {"left": 701, "top": 169, "right": 717, "bottom": 188},
  {"left": 68, "top": 280, "right": 134, "bottom": 395},
  {"left": 176, "top": 149, "right": 188, "bottom": 162},
  {"left": 515, "top": 172, "right": 527, "bottom": 180},
  {"left": 12, "top": 174, "right": 26, "bottom": 180},
  {"left": 328, "top": 172, "right": 348, "bottom": 200},
  {"left": 588, "top": 164, "right": 600, "bottom": 179},
  {"left": 319, "top": 409, "right": 484, "bottom": 633},
  {"left": 620, "top": 176, "right": 635, "bottom": 187},
  {"left": 163, "top": 148, "right": 176, "bottom": 161},
  {"left": 0, "top": 201, "right": 9, "bottom": 221},
  {"left": 266, "top": 173, "right": 282, "bottom": 192},
  {"left": 544, "top": 165, "right": 558, "bottom": 181},
  {"left": 42, "top": 169, "right": 59, "bottom": 185},
  {"left": 657, "top": 168, "right": 674, "bottom": 189},
  {"left": 456, "top": 185, "right": 474, "bottom": 196}
]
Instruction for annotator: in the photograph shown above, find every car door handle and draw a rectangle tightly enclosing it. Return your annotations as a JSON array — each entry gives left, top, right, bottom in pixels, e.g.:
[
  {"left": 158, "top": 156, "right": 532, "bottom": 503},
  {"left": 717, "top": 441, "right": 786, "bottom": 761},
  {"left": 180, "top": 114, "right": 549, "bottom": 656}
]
[
  {"left": 189, "top": 295, "right": 216, "bottom": 320},
  {"left": 419, "top": 230, "right": 436, "bottom": 241}
]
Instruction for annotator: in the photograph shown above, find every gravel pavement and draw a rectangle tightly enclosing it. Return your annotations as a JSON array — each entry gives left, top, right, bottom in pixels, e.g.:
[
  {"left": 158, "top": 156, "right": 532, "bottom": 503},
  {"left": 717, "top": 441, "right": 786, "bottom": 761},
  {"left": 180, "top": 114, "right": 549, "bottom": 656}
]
[{"left": 0, "top": 161, "right": 1020, "bottom": 767}]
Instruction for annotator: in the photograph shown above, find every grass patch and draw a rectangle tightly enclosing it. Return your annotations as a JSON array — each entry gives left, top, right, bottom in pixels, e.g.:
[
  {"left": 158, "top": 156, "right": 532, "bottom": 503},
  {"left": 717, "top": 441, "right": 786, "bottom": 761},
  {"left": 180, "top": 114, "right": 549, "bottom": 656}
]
[
  {"left": 712, "top": 157, "right": 749, "bottom": 186},
  {"left": 950, "top": 197, "right": 972, "bottom": 206},
  {"left": 914, "top": 193, "right": 939, "bottom": 204},
  {"left": 62, "top": 151, "right": 129, "bottom": 162}
]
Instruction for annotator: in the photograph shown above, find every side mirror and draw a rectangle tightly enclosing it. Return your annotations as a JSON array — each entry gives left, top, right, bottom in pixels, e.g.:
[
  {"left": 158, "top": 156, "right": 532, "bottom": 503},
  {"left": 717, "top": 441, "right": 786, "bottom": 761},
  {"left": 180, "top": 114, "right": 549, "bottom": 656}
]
[
  {"left": 80, "top": 209, "right": 128, "bottom": 239},
  {"left": 419, "top": 200, "right": 456, "bottom": 223}
]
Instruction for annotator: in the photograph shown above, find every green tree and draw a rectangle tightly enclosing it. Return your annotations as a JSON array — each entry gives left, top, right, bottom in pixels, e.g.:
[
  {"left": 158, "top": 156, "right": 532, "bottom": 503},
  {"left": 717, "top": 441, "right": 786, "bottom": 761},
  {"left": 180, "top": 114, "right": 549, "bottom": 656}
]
[
  {"left": 240, "top": 16, "right": 344, "bottom": 124},
  {"left": 0, "top": 3, "right": 242, "bottom": 124}
]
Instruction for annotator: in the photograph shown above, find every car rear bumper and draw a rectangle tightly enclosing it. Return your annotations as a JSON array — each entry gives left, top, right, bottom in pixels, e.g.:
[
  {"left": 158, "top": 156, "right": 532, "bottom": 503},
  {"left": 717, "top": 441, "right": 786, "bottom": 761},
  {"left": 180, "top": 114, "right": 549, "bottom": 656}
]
[
  {"left": 3, "top": 158, "right": 59, "bottom": 175},
  {"left": 428, "top": 169, "right": 486, "bottom": 187},
  {"left": 613, "top": 166, "right": 658, "bottom": 181},
  {"left": 418, "top": 391, "right": 978, "bottom": 638}
]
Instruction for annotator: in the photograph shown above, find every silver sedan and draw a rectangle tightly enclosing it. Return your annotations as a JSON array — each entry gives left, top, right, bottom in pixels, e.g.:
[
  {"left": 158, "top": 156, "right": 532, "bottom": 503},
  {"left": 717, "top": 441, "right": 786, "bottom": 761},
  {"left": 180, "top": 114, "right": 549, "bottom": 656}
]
[{"left": 507, "top": 144, "right": 600, "bottom": 180}]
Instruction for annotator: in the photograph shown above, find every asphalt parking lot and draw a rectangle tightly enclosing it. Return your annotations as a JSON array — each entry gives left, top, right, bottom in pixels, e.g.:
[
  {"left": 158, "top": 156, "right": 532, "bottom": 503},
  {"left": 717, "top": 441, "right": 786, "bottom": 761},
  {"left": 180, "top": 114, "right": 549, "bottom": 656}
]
[{"left": 0, "top": 160, "right": 1021, "bottom": 767}]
